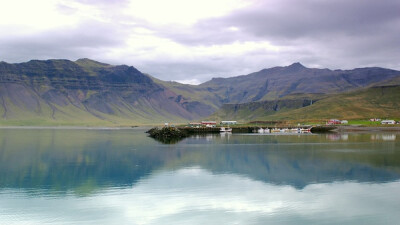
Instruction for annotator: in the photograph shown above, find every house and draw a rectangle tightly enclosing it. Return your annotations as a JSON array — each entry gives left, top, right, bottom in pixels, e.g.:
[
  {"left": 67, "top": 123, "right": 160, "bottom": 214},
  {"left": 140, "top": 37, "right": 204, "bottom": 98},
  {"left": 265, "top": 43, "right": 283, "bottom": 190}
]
[
  {"left": 370, "top": 118, "right": 381, "bottom": 122},
  {"left": 201, "top": 121, "right": 217, "bottom": 127},
  {"left": 188, "top": 122, "right": 202, "bottom": 128},
  {"left": 221, "top": 121, "right": 237, "bottom": 125},
  {"left": 327, "top": 119, "right": 341, "bottom": 125},
  {"left": 341, "top": 120, "right": 348, "bottom": 124},
  {"left": 381, "top": 120, "right": 395, "bottom": 125}
]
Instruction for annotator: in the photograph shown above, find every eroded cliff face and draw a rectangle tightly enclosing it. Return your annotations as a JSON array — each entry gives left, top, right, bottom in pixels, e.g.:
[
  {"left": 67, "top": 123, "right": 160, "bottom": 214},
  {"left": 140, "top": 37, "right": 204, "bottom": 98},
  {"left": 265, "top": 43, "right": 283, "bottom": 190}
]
[{"left": 0, "top": 59, "right": 213, "bottom": 124}]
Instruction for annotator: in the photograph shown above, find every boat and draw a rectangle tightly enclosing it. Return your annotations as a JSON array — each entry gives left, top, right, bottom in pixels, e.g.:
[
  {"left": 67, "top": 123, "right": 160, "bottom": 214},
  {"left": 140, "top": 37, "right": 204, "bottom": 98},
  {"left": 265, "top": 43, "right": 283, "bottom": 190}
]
[
  {"left": 271, "top": 128, "right": 281, "bottom": 133},
  {"left": 258, "top": 128, "right": 264, "bottom": 133},
  {"left": 291, "top": 128, "right": 301, "bottom": 133},
  {"left": 300, "top": 128, "right": 311, "bottom": 133},
  {"left": 220, "top": 127, "right": 232, "bottom": 132},
  {"left": 280, "top": 128, "right": 289, "bottom": 133}
]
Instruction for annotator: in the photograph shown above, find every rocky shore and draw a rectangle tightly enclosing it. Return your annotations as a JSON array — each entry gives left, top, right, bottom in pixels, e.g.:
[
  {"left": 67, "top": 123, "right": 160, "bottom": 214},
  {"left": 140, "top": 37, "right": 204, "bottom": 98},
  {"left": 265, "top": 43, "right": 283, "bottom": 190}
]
[{"left": 146, "top": 127, "right": 189, "bottom": 144}]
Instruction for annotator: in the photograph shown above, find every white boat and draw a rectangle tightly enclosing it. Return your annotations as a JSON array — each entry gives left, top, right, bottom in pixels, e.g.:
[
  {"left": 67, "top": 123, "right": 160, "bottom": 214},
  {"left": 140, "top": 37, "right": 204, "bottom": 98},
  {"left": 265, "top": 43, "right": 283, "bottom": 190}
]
[
  {"left": 258, "top": 128, "right": 264, "bottom": 133},
  {"left": 271, "top": 128, "right": 281, "bottom": 133},
  {"left": 291, "top": 128, "right": 301, "bottom": 133},
  {"left": 220, "top": 127, "right": 232, "bottom": 132}
]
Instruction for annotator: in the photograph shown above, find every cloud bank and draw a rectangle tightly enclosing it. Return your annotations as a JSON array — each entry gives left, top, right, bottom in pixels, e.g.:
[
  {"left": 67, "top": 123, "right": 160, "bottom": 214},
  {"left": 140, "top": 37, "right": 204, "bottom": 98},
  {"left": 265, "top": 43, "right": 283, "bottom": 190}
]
[{"left": 0, "top": 0, "right": 399, "bottom": 83}]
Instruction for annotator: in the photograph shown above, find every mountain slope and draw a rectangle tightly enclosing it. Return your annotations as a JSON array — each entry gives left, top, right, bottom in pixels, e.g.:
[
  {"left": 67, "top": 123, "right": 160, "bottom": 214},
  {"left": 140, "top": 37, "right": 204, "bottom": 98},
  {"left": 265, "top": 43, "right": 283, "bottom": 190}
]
[
  {"left": 1, "top": 59, "right": 400, "bottom": 125},
  {"left": 211, "top": 86, "right": 400, "bottom": 121},
  {"left": 209, "top": 94, "right": 324, "bottom": 122},
  {"left": 199, "top": 63, "right": 400, "bottom": 104},
  {"left": 0, "top": 59, "right": 213, "bottom": 125}
]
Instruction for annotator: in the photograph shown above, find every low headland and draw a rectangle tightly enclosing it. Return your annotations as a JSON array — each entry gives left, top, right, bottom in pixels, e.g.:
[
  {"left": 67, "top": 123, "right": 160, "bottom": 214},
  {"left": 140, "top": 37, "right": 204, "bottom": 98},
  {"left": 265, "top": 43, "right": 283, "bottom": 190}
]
[{"left": 145, "top": 119, "right": 400, "bottom": 143}]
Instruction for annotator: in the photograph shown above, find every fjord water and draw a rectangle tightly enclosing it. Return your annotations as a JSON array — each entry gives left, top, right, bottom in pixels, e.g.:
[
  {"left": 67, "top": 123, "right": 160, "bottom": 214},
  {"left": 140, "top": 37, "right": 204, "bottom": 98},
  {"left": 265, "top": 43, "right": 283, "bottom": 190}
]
[{"left": 1, "top": 128, "right": 400, "bottom": 224}]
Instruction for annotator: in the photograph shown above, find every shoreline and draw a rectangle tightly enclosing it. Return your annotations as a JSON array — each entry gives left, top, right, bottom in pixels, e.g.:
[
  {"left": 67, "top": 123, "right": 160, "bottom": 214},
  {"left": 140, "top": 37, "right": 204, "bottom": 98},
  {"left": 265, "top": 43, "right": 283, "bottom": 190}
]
[
  {"left": 0, "top": 125, "right": 400, "bottom": 133},
  {"left": 333, "top": 125, "right": 400, "bottom": 133},
  {"left": 0, "top": 126, "right": 143, "bottom": 130}
]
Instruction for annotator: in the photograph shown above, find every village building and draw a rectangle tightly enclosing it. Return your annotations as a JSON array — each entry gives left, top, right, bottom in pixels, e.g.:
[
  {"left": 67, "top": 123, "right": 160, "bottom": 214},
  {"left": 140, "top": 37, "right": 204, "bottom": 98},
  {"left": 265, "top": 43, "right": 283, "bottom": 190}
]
[
  {"left": 381, "top": 120, "right": 396, "bottom": 125},
  {"left": 327, "top": 119, "right": 341, "bottom": 125},
  {"left": 188, "top": 122, "right": 202, "bottom": 128},
  {"left": 221, "top": 121, "right": 237, "bottom": 125},
  {"left": 201, "top": 121, "right": 217, "bottom": 127}
]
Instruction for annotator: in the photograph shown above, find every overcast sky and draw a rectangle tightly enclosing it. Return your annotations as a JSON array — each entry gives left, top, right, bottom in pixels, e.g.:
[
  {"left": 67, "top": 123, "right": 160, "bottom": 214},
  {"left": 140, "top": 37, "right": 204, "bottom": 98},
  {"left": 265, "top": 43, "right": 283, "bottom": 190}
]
[{"left": 1, "top": 0, "right": 399, "bottom": 84}]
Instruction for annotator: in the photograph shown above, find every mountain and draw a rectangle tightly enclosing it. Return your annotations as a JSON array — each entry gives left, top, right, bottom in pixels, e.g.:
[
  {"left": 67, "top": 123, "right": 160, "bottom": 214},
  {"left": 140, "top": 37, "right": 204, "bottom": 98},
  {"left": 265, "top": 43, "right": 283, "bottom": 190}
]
[
  {"left": 211, "top": 85, "right": 400, "bottom": 121},
  {"left": 199, "top": 63, "right": 400, "bottom": 104},
  {"left": 1, "top": 59, "right": 399, "bottom": 125},
  {"left": 0, "top": 59, "right": 213, "bottom": 125},
  {"left": 209, "top": 93, "right": 324, "bottom": 122}
]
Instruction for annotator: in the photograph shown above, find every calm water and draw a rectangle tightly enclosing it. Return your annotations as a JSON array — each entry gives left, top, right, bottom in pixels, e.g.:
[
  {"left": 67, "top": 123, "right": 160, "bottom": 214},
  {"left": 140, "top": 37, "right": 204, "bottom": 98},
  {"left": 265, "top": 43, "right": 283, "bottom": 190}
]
[{"left": 1, "top": 128, "right": 400, "bottom": 224}]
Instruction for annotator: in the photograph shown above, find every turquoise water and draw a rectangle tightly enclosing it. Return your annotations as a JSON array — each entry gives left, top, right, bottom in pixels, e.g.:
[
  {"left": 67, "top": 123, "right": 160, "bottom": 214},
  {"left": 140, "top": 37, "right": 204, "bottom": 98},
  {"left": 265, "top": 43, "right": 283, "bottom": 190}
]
[{"left": 1, "top": 128, "right": 400, "bottom": 224}]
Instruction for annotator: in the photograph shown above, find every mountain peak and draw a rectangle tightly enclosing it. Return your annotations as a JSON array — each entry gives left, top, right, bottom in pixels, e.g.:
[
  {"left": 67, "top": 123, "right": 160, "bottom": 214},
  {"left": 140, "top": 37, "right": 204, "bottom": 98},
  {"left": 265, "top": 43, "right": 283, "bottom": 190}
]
[
  {"left": 288, "top": 62, "right": 306, "bottom": 69},
  {"left": 75, "top": 58, "right": 110, "bottom": 67},
  {"left": 283, "top": 62, "right": 307, "bottom": 72}
]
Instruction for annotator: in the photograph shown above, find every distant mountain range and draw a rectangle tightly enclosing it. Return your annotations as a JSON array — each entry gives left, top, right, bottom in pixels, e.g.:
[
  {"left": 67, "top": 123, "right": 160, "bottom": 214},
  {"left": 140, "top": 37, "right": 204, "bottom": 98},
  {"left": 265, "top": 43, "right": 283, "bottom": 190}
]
[{"left": 0, "top": 59, "right": 399, "bottom": 125}]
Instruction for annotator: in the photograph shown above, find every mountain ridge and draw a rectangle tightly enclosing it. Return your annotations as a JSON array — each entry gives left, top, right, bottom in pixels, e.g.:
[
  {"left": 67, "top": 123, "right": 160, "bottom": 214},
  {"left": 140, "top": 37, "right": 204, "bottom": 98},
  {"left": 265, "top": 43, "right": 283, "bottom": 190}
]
[
  {"left": 0, "top": 59, "right": 213, "bottom": 125},
  {"left": 1, "top": 58, "right": 400, "bottom": 125}
]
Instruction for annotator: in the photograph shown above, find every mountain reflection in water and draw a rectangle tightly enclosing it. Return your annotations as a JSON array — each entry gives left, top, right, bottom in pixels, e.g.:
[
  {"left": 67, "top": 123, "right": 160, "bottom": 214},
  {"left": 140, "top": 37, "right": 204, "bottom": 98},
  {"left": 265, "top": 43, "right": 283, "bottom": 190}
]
[
  {"left": 0, "top": 128, "right": 399, "bottom": 193},
  {"left": 1, "top": 128, "right": 400, "bottom": 224}
]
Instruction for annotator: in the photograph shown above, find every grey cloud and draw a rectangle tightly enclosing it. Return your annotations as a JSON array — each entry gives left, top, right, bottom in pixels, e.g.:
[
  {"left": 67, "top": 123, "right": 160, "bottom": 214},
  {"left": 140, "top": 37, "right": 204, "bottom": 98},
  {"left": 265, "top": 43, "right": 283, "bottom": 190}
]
[
  {"left": 154, "top": 23, "right": 258, "bottom": 46},
  {"left": 133, "top": 51, "right": 297, "bottom": 83},
  {"left": 0, "top": 21, "right": 126, "bottom": 63},
  {"left": 231, "top": 0, "right": 400, "bottom": 41},
  {"left": 1, "top": 0, "right": 399, "bottom": 83},
  {"left": 135, "top": 62, "right": 228, "bottom": 82},
  {"left": 162, "top": 0, "right": 400, "bottom": 45},
  {"left": 153, "top": 0, "right": 400, "bottom": 75}
]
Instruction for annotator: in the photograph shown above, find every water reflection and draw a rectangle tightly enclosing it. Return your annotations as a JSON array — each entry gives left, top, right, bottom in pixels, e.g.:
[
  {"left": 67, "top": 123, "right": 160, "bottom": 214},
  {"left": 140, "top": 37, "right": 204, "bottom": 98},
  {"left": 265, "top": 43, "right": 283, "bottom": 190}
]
[
  {"left": 371, "top": 134, "right": 397, "bottom": 141},
  {"left": 1, "top": 167, "right": 400, "bottom": 224},
  {"left": 0, "top": 129, "right": 399, "bottom": 193},
  {"left": 1, "top": 128, "right": 400, "bottom": 224}
]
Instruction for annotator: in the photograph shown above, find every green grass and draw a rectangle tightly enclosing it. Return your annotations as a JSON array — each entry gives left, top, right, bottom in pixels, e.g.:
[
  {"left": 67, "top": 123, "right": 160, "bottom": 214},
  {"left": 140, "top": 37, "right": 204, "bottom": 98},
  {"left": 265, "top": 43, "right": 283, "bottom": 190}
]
[
  {"left": 209, "top": 85, "right": 400, "bottom": 124},
  {"left": 0, "top": 97, "right": 189, "bottom": 127},
  {"left": 346, "top": 120, "right": 381, "bottom": 125},
  {"left": 266, "top": 86, "right": 400, "bottom": 121}
]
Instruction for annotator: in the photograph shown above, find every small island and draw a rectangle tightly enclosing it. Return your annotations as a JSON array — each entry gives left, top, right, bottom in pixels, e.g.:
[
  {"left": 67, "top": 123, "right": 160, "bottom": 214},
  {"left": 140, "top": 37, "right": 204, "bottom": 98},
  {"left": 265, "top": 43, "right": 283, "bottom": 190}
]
[{"left": 146, "top": 127, "right": 189, "bottom": 144}]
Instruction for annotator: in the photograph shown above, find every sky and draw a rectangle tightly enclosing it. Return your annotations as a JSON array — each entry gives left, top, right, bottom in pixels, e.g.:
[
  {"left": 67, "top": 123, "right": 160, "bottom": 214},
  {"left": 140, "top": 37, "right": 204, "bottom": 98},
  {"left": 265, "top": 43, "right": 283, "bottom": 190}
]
[{"left": 0, "top": 0, "right": 399, "bottom": 84}]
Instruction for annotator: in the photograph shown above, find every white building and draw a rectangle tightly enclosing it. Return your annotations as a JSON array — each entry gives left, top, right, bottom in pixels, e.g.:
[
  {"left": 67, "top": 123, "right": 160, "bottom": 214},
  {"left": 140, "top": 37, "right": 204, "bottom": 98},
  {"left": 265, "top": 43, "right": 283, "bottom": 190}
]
[
  {"left": 341, "top": 120, "right": 348, "bottom": 124},
  {"left": 221, "top": 121, "right": 237, "bottom": 125},
  {"left": 381, "top": 120, "right": 395, "bottom": 125}
]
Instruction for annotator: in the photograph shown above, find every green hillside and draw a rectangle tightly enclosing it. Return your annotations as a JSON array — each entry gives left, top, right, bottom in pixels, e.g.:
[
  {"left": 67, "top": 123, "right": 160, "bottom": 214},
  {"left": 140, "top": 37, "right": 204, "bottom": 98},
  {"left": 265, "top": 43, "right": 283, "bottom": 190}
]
[
  {"left": 199, "top": 63, "right": 400, "bottom": 104},
  {"left": 1, "top": 59, "right": 400, "bottom": 126},
  {"left": 0, "top": 59, "right": 207, "bottom": 126},
  {"left": 211, "top": 86, "right": 400, "bottom": 122}
]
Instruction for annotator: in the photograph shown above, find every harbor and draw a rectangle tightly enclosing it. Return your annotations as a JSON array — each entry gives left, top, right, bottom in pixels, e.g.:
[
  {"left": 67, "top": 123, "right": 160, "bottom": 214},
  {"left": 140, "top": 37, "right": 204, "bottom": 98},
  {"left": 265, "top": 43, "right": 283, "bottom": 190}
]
[{"left": 178, "top": 126, "right": 315, "bottom": 134}]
